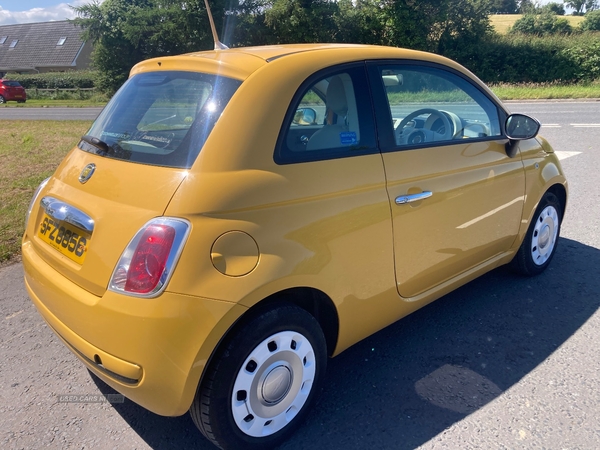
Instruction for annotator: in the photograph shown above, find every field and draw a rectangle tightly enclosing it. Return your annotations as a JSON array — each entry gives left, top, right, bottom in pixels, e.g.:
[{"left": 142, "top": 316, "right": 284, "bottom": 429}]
[{"left": 490, "top": 14, "right": 585, "bottom": 34}]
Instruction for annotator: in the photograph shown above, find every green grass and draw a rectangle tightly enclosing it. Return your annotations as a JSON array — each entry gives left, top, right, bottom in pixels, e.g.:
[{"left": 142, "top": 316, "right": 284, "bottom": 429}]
[
  {"left": 490, "top": 14, "right": 585, "bottom": 34},
  {"left": 490, "top": 80, "right": 600, "bottom": 100},
  {"left": 0, "top": 120, "right": 92, "bottom": 265}
]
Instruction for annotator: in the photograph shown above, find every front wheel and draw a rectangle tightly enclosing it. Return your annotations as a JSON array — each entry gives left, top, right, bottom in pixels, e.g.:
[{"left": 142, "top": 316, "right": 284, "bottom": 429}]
[
  {"left": 511, "top": 191, "right": 562, "bottom": 276},
  {"left": 190, "top": 304, "right": 327, "bottom": 450}
]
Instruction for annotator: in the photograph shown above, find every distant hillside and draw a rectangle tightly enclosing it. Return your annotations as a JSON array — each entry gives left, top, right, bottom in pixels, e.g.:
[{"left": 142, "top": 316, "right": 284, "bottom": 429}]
[{"left": 490, "top": 14, "right": 585, "bottom": 34}]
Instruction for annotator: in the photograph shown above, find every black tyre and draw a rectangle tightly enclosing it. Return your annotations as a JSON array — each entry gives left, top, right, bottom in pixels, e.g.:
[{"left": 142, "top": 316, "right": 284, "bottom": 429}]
[
  {"left": 0, "top": 95, "right": 5, "bottom": 104},
  {"left": 190, "top": 303, "right": 327, "bottom": 450},
  {"left": 511, "top": 191, "right": 562, "bottom": 276}
]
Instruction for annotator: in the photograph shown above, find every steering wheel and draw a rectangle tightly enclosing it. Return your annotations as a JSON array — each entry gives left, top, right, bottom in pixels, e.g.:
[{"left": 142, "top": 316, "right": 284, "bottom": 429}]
[{"left": 396, "top": 108, "right": 453, "bottom": 145}]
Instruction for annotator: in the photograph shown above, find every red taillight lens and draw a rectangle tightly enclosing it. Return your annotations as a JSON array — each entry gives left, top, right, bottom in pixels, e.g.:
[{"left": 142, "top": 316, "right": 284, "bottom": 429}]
[
  {"left": 124, "top": 225, "right": 176, "bottom": 294},
  {"left": 109, "top": 218, "right": 189, "bottom": 297}
]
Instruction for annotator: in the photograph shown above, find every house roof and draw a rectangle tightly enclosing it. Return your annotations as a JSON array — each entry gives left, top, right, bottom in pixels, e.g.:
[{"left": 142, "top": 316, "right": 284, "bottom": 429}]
[{"left": 0, "top": 21, "right": 87, "bottom": 71}]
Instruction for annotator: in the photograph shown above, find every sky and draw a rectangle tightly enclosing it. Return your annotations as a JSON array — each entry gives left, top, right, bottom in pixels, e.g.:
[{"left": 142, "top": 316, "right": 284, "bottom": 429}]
[
  {"left": 0, "top": 0, "right": 569, "bottom": 26},
  {"left": 0, "top": 0, "right": 94, "bottom": 25}
]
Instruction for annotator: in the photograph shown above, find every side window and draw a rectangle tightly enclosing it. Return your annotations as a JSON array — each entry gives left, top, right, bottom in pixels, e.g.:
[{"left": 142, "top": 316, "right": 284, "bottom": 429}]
[
  {"left": 276, "top": 66, "right": 376, "bottom": 164},
  {"left": 378, "top": 66, "right": 501, "bottom": 148}
]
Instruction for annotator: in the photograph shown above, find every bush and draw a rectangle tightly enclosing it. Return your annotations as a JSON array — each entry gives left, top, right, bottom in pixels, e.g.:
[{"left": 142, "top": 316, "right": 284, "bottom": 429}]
[
  {"left": 562, "top": 34, "right": 600, "bottom": 80},
  {"left": 580, "top": 10, "right": 600, "bottom": 31},
  {"left": 510, "top": 12, "right": 573, "bottom": 35},
  {"left": 3, "top": 71, "right": 97, "bottom": 89}
]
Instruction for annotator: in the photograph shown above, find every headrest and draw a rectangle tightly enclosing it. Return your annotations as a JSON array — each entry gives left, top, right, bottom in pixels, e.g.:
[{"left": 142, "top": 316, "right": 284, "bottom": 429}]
[{"left": 326, "top": 76, "right": 348, "bottom": 117}]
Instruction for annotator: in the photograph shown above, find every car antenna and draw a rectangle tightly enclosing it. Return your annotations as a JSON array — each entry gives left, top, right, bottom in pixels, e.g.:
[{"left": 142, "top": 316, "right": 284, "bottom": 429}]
[{"left": 204, "top": 0, "right": 229, "bottom": 50}]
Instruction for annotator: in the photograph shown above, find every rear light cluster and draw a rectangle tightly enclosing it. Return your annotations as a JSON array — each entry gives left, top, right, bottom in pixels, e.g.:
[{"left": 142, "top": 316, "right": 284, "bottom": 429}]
[
  {"left": 109, "top": 218, "right": 190, "bottom": 297},
  {"left": 26, "top": 177, "right": 50, "bottom": 227}
]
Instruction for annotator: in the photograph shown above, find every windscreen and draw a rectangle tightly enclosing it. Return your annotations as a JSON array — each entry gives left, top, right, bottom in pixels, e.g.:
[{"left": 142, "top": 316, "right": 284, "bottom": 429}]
[{"left": 80, "top": 71, "right": 242, "bottom": 168}]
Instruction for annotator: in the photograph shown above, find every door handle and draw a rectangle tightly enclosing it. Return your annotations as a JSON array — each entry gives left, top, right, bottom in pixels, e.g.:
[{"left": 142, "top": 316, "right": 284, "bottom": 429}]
[{"left": 395, "top": 191, "right": 432, "bottom": 205}]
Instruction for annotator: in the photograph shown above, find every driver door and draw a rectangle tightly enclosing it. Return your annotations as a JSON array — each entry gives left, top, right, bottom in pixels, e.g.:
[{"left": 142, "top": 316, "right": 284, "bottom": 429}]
[{"left": 368, "top": 63, "right": 526, "bottom": 299}]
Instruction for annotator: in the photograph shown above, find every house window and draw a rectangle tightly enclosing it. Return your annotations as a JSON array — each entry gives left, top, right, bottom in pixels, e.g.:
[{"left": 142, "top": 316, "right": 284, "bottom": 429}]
[
  {"left": 57, "top": 37, "right": 67, "bottom": 46},
  {"left": 9, "top": 39, "right": 18, "bottom": 48},
  {"left": 0, "top": 36, "right": 7, "bottom": 44}
]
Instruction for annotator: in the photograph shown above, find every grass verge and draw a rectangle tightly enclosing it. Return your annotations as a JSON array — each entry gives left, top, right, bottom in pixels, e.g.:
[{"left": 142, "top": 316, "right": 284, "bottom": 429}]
[
  {"left": 490, "top": 80, "right": 600, "bottom": 100},
  {"left": 1, "top": 99, "right": 107, "bottom": 108},
  {"left": 0, "top": 120, "right": 92, "bottom": 265}
]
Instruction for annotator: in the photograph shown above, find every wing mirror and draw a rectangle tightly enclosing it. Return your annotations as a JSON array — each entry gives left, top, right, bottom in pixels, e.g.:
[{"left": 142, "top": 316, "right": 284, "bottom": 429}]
[
  {"left": 505, "top": 113, "right": 541, "bottom": 157},
  {"left": 293, "top": 107, "right": 318, "bottom": 125}
]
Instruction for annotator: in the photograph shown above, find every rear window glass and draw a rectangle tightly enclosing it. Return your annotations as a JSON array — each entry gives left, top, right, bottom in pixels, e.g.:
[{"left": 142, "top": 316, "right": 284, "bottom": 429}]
[
  {"left": 2, "top": 80, "right": 22, "bottom": 87},
  {"left": 80, "top": 71, "right": 241, "bottom": 168}
]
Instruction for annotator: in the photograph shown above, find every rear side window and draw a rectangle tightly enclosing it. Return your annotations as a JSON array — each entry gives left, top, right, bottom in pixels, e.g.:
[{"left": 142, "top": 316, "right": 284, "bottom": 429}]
[
  {"left": 275, "top": 65, "right": 377, "bottom": 164},
  {"left": 81, "top": 71, "right": 241, "bottom": 168}
]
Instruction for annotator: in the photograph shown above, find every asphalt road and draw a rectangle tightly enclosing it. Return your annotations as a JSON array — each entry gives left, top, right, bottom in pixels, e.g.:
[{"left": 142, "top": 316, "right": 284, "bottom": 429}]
[
  {"left": 1, "top": 101, "right": 599, "bottom": 449},
  {"left": 0, "top": 107, "right": 103, "bottom": 121}
]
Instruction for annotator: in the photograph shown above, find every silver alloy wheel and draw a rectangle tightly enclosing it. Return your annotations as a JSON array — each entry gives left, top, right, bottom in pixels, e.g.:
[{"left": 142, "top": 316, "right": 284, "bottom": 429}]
[
  {"left": 231, "top": 330, "right": 316, "bottom": 437},
  {"left": 531, "top": 205, "right": 559, "bottom": 266}
]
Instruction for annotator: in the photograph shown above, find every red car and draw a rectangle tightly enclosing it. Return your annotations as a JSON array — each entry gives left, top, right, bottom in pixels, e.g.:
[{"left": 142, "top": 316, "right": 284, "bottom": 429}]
[{"left": 0, "top": 79, "right": 26, "bottom": 103}]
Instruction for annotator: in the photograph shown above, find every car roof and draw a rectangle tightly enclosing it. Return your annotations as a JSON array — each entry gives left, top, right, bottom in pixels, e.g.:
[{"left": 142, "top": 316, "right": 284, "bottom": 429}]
[{"left": 130, "top": 44, "right": 462, "bottom": 82}]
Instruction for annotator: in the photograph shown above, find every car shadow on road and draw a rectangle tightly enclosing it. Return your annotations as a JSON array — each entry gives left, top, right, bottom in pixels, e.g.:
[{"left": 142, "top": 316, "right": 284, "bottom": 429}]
[{"left": 90, "top": 237, "right": 600, "bottom": 450}]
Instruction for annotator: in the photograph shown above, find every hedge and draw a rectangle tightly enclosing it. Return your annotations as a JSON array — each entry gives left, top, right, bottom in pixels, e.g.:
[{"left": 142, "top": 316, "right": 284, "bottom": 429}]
[
  {"left": 4, "top": 71, "right": 97, "bottom": 89},
  {"left": 3, "top": 32, "right": 600, "bottom": 90},
  {"left": 448, "top": 31, "right": 600, "bottom": 83}
]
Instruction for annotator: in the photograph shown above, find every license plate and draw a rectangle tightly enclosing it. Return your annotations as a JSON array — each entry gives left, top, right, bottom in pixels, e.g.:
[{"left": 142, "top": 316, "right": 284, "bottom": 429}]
[{"left": 37, "top": 213, "right": 91, "bottom": 264}]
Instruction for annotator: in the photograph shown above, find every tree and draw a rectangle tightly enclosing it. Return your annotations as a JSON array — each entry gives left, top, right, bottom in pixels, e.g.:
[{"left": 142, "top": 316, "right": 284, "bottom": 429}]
[
  {"left": 73, "top": 0, "right": 238, "bottom": 94},
  {"left": 72, "top": 0, "right": 495, "bottom": 94},
  {"left": 372, "top": 0, "right": 493, "bottom": 53},
  {"left": 566, "top": 0, "right": 599, "bottom": 15},
  {"left": 333, "top": 0, "right": 388, "bottom": 45},
  {"left": 488, "top": 0, "right": 519, "bottom": 14},
  {"left": 263, "top": 0, "right": 338, "bottom": 43},
  {"left": 518, "top": 0, "right": 536, "bottom": 13},
  {"left": 542, "top": 2, "right": 566, "bottom": 15}
]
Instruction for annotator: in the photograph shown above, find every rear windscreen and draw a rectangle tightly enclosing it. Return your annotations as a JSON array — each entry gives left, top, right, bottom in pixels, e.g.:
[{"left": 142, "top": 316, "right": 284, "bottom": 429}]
[
  {"left": 3, "top": 81, "right": 22, "bottom": 87},
  {"left": 79, "top": 71, "right": 242, "bottom": 168}
]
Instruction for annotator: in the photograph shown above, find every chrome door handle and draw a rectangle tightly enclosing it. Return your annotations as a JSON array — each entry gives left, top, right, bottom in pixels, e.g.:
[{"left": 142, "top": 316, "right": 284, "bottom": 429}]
[{"left": 395, "top": 191, "right": 432, "bottom": 205}]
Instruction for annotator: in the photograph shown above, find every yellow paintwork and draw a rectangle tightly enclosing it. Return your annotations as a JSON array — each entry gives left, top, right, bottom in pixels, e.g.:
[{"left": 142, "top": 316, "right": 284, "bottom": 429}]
[{"left": 22, "top": 44, "right": 567, "bottom": 417}]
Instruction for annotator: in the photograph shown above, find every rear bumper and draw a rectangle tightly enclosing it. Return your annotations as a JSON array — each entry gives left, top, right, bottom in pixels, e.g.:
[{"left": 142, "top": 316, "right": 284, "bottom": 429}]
[{"left": 22, "top": 239, "right": 243, "bottom": 416}]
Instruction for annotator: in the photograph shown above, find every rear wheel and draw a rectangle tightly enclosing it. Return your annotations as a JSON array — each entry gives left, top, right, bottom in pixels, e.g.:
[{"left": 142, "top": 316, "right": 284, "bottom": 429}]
[
  {"left": 190, "top": 304, "right": 327, "bottom": 450},
  {"left": 511, "top": 191, "right": 562, "bottom": 276},
  {"left": 0, "top": 95, "right": 5, "bottom": 104}
]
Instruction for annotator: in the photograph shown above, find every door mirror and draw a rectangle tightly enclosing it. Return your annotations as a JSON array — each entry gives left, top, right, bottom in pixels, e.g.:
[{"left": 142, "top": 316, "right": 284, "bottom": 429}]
[
  {"left": 293, "top": 107, "right": 318, "bottom": 125},
  {"left": 505, "top": 114, "right": 540, "bottom": 140}
]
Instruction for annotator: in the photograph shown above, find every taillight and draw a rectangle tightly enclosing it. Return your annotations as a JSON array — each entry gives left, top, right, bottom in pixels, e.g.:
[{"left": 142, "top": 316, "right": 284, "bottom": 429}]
[
  {"left": 25, "top": 177, "right": 50, "bottom": 227},
  {"left": 109, "top": 218, "right": 190, "bottom": 297}
]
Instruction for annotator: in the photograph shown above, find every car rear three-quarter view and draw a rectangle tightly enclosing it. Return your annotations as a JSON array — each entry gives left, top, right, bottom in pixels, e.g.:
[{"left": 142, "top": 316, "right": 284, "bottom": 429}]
[{"left": 23, "top": 44, "right": 567, "bottom": 450}]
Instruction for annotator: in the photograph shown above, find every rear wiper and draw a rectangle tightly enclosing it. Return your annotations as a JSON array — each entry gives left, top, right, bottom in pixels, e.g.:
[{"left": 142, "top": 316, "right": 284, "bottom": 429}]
[{"left": 80, "top": 135, "right": 110, "bottom": 155}]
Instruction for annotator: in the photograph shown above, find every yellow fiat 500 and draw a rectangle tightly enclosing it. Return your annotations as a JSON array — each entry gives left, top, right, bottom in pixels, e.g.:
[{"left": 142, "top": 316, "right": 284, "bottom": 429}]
[{"left": 23, "top": 44, "right": 567, "bottom": 449}]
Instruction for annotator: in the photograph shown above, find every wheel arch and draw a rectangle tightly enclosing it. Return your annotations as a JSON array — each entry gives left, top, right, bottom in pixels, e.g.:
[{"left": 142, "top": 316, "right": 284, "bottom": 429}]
[
  {"left": 190, "top": 286, "right": 339, "bottom": 411},
  {"left": 224, "top": 287, "right": 339, "bottom": 359},
  {"left": 250, "top": 287, "right": 339, "bottom": 357},
  {"left": 546, "top": 182, "right": 567, "bottom": 219}
]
